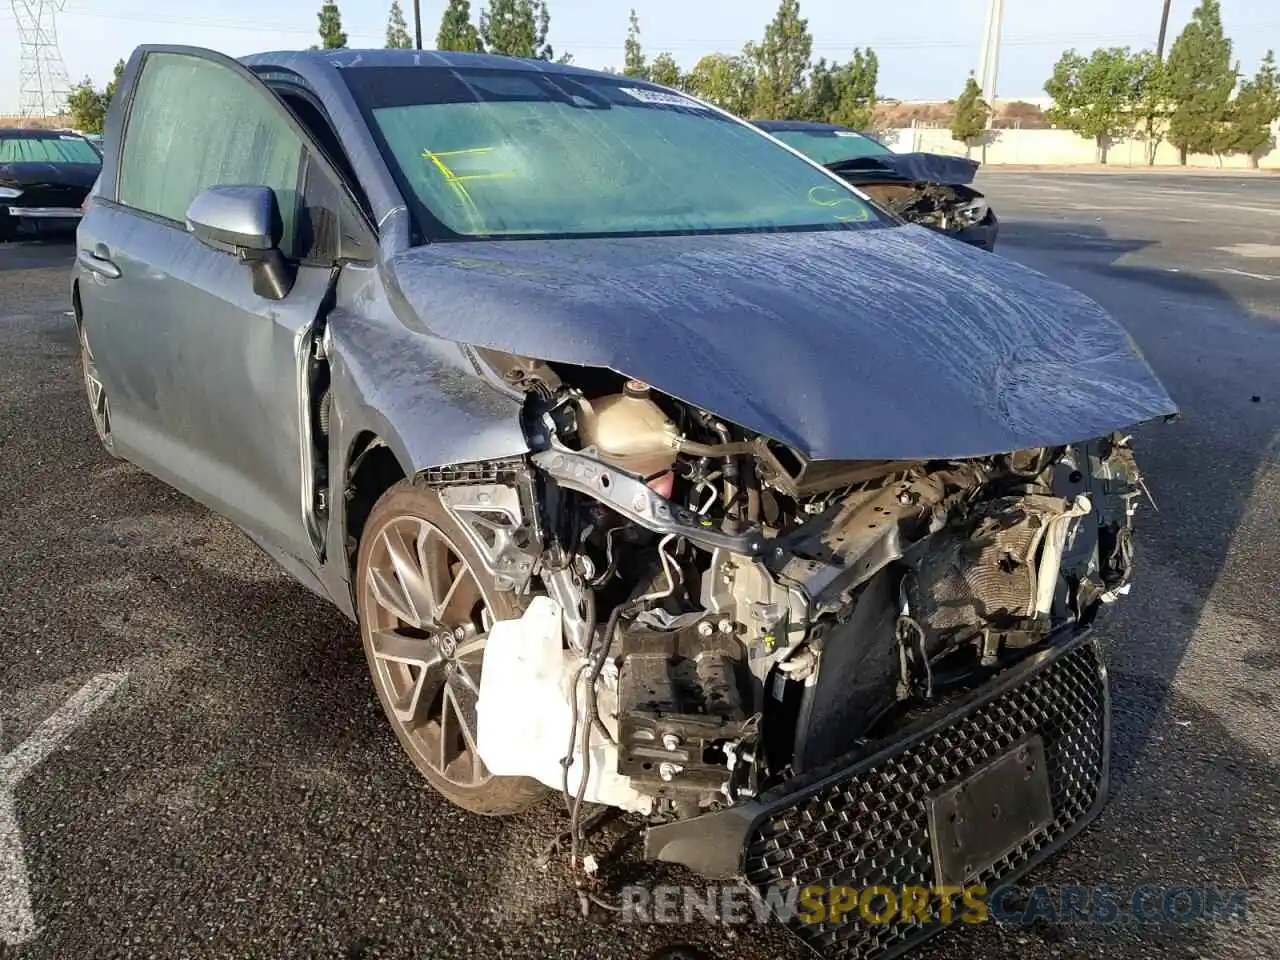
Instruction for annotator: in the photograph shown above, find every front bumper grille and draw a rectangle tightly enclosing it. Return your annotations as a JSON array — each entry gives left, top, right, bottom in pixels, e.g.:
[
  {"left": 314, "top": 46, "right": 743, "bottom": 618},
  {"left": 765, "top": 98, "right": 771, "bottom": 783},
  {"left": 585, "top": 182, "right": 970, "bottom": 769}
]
[{"left": 744, "top": 635, "right": 1109, "bottom": 959}]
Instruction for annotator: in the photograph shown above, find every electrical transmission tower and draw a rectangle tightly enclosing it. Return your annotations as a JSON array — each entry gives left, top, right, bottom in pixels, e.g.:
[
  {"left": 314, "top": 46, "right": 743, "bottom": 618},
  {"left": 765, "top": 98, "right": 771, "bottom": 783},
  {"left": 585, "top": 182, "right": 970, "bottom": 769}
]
[{"left": 11, "top": 0, "right": 71, "bottom": 120}]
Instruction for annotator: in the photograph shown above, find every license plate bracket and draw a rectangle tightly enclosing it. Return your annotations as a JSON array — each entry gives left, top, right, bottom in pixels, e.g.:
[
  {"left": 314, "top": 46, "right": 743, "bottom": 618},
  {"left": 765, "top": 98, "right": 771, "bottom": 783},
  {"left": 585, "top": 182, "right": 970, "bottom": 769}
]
[{"left": 927, "top": 735, "right": 1053, "bottom": 887}]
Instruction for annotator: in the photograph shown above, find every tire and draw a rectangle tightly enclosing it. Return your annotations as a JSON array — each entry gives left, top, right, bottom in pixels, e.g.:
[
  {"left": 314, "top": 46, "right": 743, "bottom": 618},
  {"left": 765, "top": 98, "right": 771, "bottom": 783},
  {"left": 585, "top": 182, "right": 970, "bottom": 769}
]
[
  {"left": 355, "top": 479, "right": 549, "bottom": 815},
  {"left": 77, "top": 321, "right": 118, "bottom": 456},
  {"left": 0, "top": 212, "right": 16, "bottom": 243}
]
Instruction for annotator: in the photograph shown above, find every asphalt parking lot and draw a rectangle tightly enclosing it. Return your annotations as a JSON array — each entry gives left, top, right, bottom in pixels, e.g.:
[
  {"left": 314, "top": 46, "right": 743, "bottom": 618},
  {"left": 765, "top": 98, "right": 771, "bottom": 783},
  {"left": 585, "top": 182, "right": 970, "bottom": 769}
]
[{"left": 2, "top": 171, "right": 1279, "bottom": 960}]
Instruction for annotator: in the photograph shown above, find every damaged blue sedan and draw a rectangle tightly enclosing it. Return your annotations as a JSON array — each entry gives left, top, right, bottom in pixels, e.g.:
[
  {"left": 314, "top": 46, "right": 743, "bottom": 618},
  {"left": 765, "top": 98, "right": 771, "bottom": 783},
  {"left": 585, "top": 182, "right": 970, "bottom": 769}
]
[{"left": 74, "top": 46, "right": 1177, "bottom": 959}]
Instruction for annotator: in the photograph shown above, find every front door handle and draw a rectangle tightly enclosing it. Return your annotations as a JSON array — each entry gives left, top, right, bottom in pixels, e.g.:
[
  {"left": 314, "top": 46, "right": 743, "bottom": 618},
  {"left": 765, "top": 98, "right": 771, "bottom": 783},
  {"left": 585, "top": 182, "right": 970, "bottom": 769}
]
[{"left": 77, "top": 248, "right": 120, "bottom": 280}]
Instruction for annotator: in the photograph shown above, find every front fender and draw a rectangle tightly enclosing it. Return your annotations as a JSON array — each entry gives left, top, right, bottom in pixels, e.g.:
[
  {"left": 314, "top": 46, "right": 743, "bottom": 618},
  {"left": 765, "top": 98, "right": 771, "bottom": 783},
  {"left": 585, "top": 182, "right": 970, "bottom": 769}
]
[{"left": 327, "top": 264, "right": 531, "bottom": 476}]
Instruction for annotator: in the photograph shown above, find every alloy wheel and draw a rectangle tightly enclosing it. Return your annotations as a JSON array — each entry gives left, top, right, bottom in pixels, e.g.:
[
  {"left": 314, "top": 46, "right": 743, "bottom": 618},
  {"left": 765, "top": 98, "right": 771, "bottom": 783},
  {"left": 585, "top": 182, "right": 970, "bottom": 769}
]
[
  {"left": 361, "top": 515, "right": 497, "bottom": 789},
  {"left": 79, "top": 329, "right": 113, "bottom": 452}
]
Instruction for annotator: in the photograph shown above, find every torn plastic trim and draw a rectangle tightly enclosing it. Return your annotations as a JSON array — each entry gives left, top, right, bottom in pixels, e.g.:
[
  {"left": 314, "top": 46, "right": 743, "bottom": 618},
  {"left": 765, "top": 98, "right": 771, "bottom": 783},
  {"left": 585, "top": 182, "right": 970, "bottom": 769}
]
[{"left": 1034, "top": 494, "right": 1093, "bottom": 616}]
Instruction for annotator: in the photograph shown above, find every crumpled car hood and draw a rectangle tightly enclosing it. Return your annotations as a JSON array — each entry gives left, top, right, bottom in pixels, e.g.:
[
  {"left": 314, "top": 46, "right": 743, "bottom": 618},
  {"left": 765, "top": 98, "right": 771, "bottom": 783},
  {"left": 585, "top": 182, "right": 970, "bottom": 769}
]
[
  {"left": 830, "top": 152, "right": 980, "bottom": 186},
  {"left": 389, "top": 224, "right": 1177, "bottom": 461}
]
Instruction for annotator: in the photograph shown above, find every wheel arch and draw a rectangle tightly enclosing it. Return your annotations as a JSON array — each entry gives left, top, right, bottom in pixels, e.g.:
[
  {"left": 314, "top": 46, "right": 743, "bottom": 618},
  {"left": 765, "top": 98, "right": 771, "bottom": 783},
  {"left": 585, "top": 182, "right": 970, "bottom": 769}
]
[
  {"left": 71, "top": 278, "right": 83, "bottom": 334},
  {"left": 343, "top": 429, "right": 408, "bottom": 584}
]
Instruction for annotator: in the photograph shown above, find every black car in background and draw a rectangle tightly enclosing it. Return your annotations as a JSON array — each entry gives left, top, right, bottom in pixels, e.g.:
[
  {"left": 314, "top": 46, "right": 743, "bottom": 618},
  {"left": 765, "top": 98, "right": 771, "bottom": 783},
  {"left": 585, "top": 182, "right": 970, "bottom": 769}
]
[
  {"left": 754, "top": 120, "right": 999, "bottom": 251},
  {"left": 0, "top": 128, "right": 102, "bottom": 241}
]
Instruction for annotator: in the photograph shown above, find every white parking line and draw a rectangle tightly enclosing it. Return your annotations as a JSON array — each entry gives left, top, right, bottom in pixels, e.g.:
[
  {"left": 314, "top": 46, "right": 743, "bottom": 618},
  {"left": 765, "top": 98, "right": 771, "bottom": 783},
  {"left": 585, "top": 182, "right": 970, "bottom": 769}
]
[
  {"left": 1216, "top": 243, "right": 1280, "bottom": 259},
  {"left": 0, "top": 672, "right": 128, "bottom": 945},
  {"left": 1210, "top": 267, "right": 1278, "bottom": 282}
]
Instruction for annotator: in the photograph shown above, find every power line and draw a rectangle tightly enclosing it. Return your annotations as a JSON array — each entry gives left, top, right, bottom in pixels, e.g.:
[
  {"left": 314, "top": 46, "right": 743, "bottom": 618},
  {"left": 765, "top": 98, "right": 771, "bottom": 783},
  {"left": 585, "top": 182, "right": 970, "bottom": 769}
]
[
  {"left": 5, "top": 7, "right": 1278, "bottom": 61},
  {"left": 9, "top": 3, "right": 1278, "bottom": 48}
]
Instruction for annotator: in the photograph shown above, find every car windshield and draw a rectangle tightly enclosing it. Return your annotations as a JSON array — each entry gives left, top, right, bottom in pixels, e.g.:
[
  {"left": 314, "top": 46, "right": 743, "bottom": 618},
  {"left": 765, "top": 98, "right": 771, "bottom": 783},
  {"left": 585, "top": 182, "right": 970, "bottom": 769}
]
[
  {"left": 342, "top": 66, "right": 889, "bottom": 241},
  {"left": 767, "top": 128, "right": 894, "bottom": 166},
  {"left": 0, "top": 134, "right": 100, "bottom": 165}
]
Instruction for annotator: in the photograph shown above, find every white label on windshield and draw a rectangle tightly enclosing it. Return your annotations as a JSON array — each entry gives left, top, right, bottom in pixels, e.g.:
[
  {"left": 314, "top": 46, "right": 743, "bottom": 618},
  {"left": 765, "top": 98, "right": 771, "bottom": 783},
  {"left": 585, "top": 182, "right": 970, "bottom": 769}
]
[
  {"left": 619, "top": 87, "right": 708, "bottom": 109},
  {"left": 834, "top": 130, "right": 865, "bottom": 138}
]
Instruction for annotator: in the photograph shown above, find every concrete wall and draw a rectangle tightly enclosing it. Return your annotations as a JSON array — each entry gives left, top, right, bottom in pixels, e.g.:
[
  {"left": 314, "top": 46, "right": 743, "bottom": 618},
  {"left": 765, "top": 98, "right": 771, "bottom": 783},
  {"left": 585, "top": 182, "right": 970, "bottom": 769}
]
[{"left": 880, "top": 124, "right": 1280, "bottom": 170}]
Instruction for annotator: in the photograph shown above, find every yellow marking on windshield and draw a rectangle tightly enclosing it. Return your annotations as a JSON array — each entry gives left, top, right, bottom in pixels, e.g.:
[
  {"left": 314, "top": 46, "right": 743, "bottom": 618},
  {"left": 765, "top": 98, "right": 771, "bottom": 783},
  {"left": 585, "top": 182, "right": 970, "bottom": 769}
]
[
  {"left": 426, "top": 146, "right": 494, "bottom": 159},
  {"left": 420, "top": 146, "right": 515, "bottom": 233},
  {"left": 808, "top": 185, "right": 872, "bottom": 222}
]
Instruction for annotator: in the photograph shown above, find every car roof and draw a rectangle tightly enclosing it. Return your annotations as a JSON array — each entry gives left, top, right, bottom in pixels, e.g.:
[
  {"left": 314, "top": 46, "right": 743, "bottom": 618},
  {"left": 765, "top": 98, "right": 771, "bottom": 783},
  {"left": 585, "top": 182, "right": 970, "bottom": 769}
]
[
  {"left": 245, "top": 48, "right": 619, "bottom": 81},
  {"left": 753, "top": 120, "right": 856, "bottom": 133},
  {"left": 0, "top": 128, "right": 89, "bottom": 139}
]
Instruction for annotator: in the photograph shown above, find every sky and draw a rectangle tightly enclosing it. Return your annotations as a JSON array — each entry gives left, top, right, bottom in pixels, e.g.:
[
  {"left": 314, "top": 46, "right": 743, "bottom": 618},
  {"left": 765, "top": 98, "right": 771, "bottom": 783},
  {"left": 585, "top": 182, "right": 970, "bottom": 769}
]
[{"left": 2, "top": 0, "right": 1278, "bottom": 115}]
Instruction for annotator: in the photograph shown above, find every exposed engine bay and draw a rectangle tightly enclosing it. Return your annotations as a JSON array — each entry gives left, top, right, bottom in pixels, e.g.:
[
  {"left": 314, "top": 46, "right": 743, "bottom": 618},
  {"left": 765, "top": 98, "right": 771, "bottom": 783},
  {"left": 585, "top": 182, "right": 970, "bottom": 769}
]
[
  {"left": 853, "top": 179, "right": 991, "bottom": 236},
  {"left": 455, "top": 350, "right": 1147, "bottom": 836},
  {"left": 814, "top": 151, "right": 995, "bottom": 244}
]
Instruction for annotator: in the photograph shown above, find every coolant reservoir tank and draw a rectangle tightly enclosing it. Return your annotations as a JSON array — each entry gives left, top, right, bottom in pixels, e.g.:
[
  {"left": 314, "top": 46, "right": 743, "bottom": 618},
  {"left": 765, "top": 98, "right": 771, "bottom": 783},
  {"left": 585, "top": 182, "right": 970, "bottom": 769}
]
[{"left": 577, "top": 380, "right": 680, "bottom": 477}]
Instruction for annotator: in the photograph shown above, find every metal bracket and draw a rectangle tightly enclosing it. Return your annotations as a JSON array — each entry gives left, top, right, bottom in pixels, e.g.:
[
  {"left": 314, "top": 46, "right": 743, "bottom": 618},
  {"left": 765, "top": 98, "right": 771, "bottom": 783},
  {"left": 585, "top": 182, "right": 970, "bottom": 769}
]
[
  {"left": 531, "top": 448, "right": 764, "bottom": 555},
  {"left": 437, "top": 483, "right": 536, "bottom": 592}
]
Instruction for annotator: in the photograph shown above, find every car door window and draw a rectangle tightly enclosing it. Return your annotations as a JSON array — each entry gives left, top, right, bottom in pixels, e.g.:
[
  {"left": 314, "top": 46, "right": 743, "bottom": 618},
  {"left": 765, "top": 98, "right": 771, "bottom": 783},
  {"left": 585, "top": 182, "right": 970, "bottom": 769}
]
[{"left": 118, "top": 52, "right": 304, "bottom": 255}]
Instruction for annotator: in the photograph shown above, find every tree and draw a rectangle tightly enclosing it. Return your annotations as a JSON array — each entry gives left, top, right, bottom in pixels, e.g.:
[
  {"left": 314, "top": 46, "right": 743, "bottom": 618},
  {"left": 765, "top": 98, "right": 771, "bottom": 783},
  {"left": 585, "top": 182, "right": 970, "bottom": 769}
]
[
  {"left": 64, "top": 60, "right": 126, "bottom": 135},
  {"left": 1165, "top": 0, "right": 1236, "bottom": 162},
  {"left": 386, "top": 1, "right": 413, "bottom": 49},
  {"left": 649, "top": 52, "right": 683, "bottom": 89},
  {"left": 1131, "top": 51, "right": 1171, "bottom": 165},
  {"left": 829, "top": 48, "right": 878, "bottom": 129},
  {"left": 623, "top": 9, "right": 647, "bottom": 79},
  {"left": 480, "top": 0, "right": 554, "bottom": 60},
  {"left": 1045, "top": 47, "right": 1148, "bottom": 162},
  {"left": 749, "top": 0, "right": 813, "bottom": 118},
  {"left": 805, "top": 49, "right": 878, "bottom": 127},
  {"left": 317, "top": 1, "right": 348, "bottom": 49},
  {"left": 438, "top": 0, "right": 484, "bottom": 52},
  {"left": 805, "top": 59, "right": 839, "bottom": 121},
  {"left": 66, "top": 78, "right": 108, "bottom": 134},
  {"left": 950, "top": 75, "right": 990, "bottom": 156},
  {"left": 105, "top": 59, "right": 125, "bottom": 103},
  {"left": 685, "top": 53, "right": 756, "bottom": 116},
  {"left": 1219, "top": 51, "right": 1280, "bottom": 166}
]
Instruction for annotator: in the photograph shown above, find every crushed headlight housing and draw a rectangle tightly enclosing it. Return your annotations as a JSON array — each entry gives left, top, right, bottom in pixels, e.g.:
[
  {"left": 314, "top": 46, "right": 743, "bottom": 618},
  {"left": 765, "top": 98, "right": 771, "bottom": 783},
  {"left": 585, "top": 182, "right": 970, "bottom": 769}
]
[{"left": 950, "top": 196, "right": 989, "bottom": 230}]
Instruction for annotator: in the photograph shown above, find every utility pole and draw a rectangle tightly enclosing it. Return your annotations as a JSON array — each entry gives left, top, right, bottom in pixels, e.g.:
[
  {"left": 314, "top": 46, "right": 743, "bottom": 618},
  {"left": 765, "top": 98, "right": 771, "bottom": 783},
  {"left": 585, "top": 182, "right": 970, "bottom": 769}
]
[
  {"left": 975, "top": 0, "right": 1005, "bottom": 108},
  {"left": 1156, "top": 0, "right": 1174, "bottom": 60},
  {"left": 413, "top": 0, "right": 423, "bottom": 50}
]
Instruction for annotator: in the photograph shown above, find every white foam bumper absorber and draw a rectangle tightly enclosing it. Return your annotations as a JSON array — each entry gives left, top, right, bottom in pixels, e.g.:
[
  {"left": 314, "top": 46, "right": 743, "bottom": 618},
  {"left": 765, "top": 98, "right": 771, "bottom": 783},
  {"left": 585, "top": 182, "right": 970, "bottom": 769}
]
[{"left": 476, "top": 596, "right": 653, "bottom": 814}]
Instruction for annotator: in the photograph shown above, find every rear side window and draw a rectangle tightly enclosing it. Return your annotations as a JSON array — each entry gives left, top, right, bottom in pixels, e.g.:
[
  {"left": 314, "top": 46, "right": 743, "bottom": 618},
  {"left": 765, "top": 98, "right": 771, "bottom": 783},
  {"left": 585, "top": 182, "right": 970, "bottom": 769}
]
[{"left": 118, "top": 52, "right": 304, "bottom": 252}]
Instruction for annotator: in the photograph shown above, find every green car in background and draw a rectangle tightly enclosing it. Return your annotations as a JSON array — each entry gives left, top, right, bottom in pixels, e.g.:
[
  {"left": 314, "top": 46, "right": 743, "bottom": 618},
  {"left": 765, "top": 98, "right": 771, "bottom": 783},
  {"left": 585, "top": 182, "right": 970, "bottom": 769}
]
[{"left": 755, "top": 119, "right": 999, "bottom": 251}]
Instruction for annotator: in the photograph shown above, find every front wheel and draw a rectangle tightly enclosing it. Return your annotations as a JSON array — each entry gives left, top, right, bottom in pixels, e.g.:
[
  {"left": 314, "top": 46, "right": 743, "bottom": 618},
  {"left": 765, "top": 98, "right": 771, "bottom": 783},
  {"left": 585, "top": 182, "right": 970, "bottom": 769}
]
[
  {"left": 356, "top": 480, "right": 549, "bottom": 815},
  {"left": 0, "top": 212, "right": 16, "bottom": 243}
]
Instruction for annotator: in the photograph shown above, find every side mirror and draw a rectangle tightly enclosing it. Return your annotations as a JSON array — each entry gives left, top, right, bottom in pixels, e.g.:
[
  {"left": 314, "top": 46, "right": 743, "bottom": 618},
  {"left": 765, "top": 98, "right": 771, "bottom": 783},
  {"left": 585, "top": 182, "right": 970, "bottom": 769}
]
[
  {"left": 186, "top": 185, "right": 294, "bottom": 300},
  {"left": 187, "top": 185, "right": 279, "bottom": 252}
]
